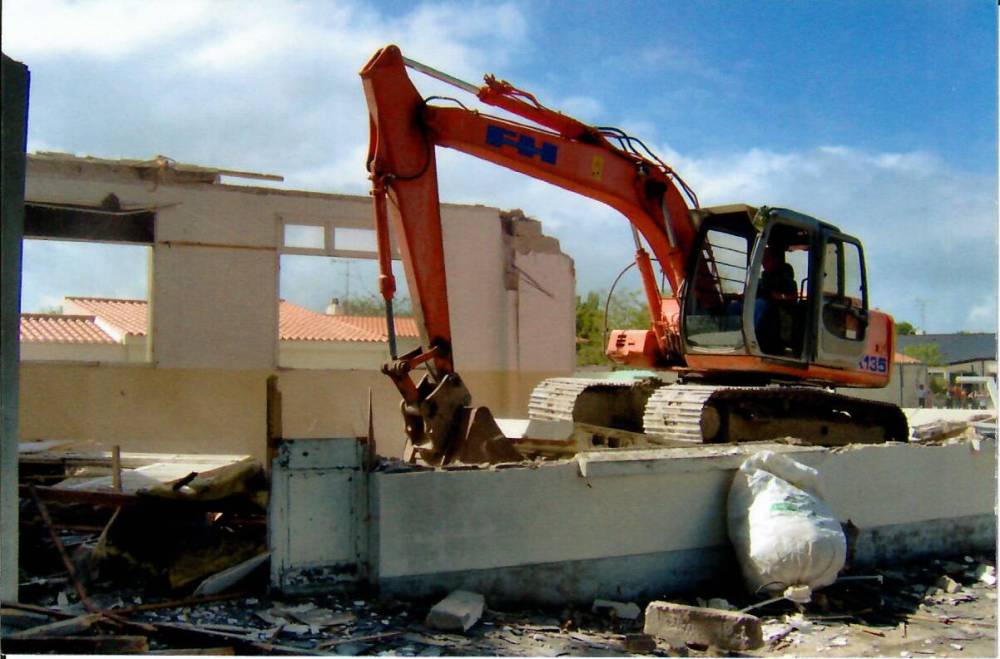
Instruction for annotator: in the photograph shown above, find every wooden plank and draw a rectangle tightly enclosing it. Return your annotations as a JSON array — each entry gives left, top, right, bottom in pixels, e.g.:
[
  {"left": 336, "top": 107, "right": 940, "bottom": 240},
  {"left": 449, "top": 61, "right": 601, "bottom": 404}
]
[
  {"left": 7, "top": 612, "right": 104, "bottom": 638},
  {"left": 148, "top": 647, "right": 236, "bottom": 655},
  {"left": 2, "top": 634, "right": 149, "bottom": 654},
  {"left": 0, "top": 599, "right": 75, "bottom": 619},
  {"left": 152, "top": 622, "right": 326, "bottom": 656}
]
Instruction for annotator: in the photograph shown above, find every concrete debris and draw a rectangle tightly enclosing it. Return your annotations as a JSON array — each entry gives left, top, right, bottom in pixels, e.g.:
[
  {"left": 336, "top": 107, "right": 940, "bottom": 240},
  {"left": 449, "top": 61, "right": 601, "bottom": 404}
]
[
  {"left": 935, "top": 575, "right": 962, "bottom": 594},
  {"left": 643, "top": 600, "right": 764, "bottom": 651},
  {"left": 975, "top": 564, "right": 997, "bottom": 586},
  {"left": 592, "top": 598, "right": 641, "bottom": 620},
  {"left": 706, "top": 597, "right": 736, "bottom": 611},
  {"left": 624, "top": 632, "right": 657, "bottom": 653},
  {"left": 192, "top": 551, "right": 270, "bottom": 597},
  {"left": 425, "top": 590, "right": 485, "bottom": 632}
]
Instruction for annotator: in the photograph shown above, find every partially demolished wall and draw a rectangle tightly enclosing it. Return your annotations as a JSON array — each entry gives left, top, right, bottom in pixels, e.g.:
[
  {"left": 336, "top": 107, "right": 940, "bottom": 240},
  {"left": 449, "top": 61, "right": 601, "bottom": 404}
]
[{"left": 271, "top": 435, "right": 996, "bottom": 604}]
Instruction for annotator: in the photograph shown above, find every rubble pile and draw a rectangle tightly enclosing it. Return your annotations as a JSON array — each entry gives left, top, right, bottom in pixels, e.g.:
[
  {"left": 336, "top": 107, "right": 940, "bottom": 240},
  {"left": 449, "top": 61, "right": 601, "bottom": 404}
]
[
  {"left": 5, "top": 553, "right": 997, "bottom": 655},
  {"left": 6, "top": 438, "right": 996, "bottom": 655}
]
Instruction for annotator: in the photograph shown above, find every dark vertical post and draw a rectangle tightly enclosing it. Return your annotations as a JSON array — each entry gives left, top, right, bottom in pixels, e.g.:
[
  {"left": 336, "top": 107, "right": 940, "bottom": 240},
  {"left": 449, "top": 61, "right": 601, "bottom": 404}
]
[{"left": 1, "top": 53, "right": 30, "bottom": 602}]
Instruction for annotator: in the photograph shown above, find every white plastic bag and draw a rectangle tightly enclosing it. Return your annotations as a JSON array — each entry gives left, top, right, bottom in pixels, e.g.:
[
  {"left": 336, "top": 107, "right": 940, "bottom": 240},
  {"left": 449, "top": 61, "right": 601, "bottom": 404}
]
[{"left": 726, "top": 451, "right": 846, "bottom": 600}]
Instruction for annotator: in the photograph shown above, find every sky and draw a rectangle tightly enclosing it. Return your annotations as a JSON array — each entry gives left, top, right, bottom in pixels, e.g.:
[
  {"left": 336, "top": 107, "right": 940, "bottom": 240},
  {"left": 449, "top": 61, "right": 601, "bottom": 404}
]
[{"left": 4, "top": 0, "right": 997, "bottom": 333}]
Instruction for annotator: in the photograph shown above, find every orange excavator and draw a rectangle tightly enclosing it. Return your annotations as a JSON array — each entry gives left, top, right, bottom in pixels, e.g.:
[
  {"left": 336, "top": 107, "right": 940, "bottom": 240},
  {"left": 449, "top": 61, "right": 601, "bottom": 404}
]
[{"left": 361, "top": 45, "right": 907, "bottom": 466}]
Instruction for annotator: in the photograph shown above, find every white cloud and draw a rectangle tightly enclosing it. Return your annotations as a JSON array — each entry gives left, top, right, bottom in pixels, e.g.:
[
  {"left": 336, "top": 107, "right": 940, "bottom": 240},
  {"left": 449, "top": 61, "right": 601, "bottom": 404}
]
[
  {"left": 2, "top": 0, "right": 210, "bottom": 58},
  {"left": 7, "top": 0, "right": 995, "bottom": 333}
]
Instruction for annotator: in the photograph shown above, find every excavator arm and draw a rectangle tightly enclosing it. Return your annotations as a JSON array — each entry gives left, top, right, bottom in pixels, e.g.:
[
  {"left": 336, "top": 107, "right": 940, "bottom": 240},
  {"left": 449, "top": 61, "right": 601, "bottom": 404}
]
[{"left": 361, "top": 45, "right": 700, "bottom": 464}]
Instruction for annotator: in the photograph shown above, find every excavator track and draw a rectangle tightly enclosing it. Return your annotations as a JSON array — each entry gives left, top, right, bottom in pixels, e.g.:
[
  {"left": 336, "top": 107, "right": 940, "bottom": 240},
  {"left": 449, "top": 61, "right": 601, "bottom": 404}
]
[
  {"left": 529, "top": 377, "right": 662, "bottom": 434},
  {"left": 530, "top": 378, "right": 909, "bottom": 447}
]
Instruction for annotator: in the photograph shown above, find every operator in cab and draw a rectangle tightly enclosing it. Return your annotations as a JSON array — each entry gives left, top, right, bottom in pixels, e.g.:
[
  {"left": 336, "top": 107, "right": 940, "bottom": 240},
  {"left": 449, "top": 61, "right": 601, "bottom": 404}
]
[{"left": 755, "top": 246, "right": 798, "bottom": 354}]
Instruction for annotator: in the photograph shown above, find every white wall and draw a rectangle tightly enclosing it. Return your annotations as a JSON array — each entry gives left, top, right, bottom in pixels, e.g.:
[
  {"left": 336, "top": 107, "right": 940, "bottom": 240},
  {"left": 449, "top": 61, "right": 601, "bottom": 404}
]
[{"left": 21, "top": 156, "right": 576, "bottom": 459}]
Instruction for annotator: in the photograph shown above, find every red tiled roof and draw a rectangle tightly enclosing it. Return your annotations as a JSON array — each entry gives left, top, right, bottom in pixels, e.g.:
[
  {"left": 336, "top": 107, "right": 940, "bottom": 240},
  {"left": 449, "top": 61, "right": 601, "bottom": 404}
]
[
  {"left": 21, "top": 298, "right": 419, "bottom": 344},
  {"left": 278, "top": 300, "right": 419, "bottom": 342},
  {"left": 65, "top": 297, "right": 148, "bottom": 336},
  {"left": 20, "top": 314, "right": 117, "bottom": 344}
]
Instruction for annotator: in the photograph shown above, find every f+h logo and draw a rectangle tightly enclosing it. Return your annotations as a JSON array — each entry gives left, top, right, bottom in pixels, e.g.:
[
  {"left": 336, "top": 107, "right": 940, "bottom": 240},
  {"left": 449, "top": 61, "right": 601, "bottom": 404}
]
[{"left": 486, "top": 125, "right": 558, "bottom": 165}]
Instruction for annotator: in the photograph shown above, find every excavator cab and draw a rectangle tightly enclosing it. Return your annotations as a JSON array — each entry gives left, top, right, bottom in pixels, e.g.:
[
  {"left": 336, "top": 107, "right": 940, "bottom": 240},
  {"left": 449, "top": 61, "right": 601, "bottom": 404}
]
[{"left": 682, "top": 206, "right": 871, "bottom": 378}]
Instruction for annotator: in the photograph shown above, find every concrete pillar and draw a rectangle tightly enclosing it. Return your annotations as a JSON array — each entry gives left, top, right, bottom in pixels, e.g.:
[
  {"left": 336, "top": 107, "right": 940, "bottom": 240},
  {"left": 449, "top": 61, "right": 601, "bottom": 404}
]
[{"left": 1, "top": 53, "right": 29, "bottom": 601}]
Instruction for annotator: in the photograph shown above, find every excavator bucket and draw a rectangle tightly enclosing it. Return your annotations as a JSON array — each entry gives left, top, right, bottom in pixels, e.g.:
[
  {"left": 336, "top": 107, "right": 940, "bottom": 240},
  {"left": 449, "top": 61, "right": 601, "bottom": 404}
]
[{"left": 402, "top": 372, "right": 524, "bottom": 467}]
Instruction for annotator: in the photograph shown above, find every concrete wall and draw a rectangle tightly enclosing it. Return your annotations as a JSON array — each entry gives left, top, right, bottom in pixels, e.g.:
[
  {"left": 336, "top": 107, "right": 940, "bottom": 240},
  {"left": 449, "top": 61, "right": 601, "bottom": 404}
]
[
  {"left": 19, "top": 156, "right": 575, "bottom": 460},
  {"left": 369, "top": 439, "right": 996, "bottom": 603},
  {"left": 269, "top": 437, "right": 996, "bottom": 603},
  {"left": 19, "top": 363, "right": 269, "bottom": 460},
  {"left": 21, "top": 342, "right": 130, "bottom": 363},
  {"left": 278, "top": 338, "right": 421, "bottom": 370},
  {"left": 1, "top": 53, "right": 30, "bottom": 602}
]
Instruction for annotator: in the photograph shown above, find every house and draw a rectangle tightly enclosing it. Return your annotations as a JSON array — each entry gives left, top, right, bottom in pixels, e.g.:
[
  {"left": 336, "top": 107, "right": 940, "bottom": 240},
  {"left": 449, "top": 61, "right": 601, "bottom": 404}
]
[
  {"left": 20, "top": 296, "right": 421, "bottom": 369},
  {"left": 896, "top": 332, "right": 997, "bottom": 377},
  {"left": 18, "top": 153, "right": 576, "bottom": 462},
  {"left": 896, "top": 332, "right": 997, "bottom": 405}
]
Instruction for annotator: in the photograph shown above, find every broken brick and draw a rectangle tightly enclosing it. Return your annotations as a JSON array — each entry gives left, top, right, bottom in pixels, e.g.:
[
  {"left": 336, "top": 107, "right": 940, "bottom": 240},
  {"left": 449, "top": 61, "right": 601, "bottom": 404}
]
[
  {"left": 425, "top": 591, "right": 484, "bottom": 633},
  {"left": 643, "top": 601, "right": 763, "bottom": 651}
]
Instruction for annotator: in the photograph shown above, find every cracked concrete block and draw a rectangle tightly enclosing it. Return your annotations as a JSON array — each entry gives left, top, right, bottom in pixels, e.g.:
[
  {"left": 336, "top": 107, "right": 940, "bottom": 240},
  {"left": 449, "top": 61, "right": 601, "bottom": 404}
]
[
  {"left": 425, "top": 590, "right": 485, "bottom": 632},
  {"left": 643, "top": 601, "right": 763, "bottom": 651}
]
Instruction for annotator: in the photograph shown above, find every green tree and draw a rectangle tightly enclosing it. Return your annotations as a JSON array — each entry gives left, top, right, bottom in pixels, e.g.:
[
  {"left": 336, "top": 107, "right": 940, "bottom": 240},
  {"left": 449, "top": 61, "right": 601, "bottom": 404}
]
[
  {"left": 895, "top": 321, "right": 917, "bottom": 335},
  {"left": 339, "top": 295, "right": 413, "bottom": 317},
  {"left": 903, "top": 342, "right": 943, "bottom": 366},
  {"left": 575, "top": 292, "right": 606, "bottom": 366},
  {"left": 575, "top": 289, "right": 653, "bottom": 366}
]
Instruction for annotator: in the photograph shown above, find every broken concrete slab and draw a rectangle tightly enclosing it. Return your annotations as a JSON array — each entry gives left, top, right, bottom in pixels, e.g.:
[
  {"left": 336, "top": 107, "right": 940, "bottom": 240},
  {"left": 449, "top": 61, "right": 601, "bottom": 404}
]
[
  {"left": 425, "top": 590, "right": 484, "bottom": 632},
  {"left": 643, "top": 601, "right": 763, "bottom": 651},
  {"left": 592, "top": 598, "right": 641, "bottom": 620},
  {"left": 975, "top": 564, "right": 997, "bottom": 586},
  {"left": 192, "top": 551, "right": 269, "bottom": 597}
]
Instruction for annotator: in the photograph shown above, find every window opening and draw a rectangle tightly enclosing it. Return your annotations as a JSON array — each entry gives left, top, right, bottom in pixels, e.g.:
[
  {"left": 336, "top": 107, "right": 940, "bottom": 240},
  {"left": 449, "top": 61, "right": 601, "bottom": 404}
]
[
  {"left": 821, "top": 239, "right": 867, "bottom": 341},
  {"left": 20, "top": 239, "right": 151, "bottom": 363},
  {"left": 684, "top": 228, "right": 749, "bottom": 350},
  {"left": 277, "top": 253, "right": 415, "bottom": 369}
]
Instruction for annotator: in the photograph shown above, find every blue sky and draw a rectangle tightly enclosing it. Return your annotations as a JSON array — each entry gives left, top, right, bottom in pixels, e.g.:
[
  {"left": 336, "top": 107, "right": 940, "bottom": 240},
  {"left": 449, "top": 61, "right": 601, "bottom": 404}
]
[{"left": 3, "top": 0, "right": 997, "bottom": 332}]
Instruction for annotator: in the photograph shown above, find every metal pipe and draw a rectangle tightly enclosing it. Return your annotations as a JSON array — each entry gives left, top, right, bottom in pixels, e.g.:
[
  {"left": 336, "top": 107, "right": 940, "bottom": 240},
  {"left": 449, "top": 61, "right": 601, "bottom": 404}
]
[{"left": 402, "top": 56, "right": 480, "bottom": 95}]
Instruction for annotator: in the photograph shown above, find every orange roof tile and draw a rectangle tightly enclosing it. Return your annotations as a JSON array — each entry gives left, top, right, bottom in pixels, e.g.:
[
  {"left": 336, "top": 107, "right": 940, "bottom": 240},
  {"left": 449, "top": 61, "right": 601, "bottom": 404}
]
[
  {"left": 20, "top": 314, "right": 117, "bottom": 344},
  {"left": 24, "top": 298, "right": 419, "bottom": 344},
  {"left": 279, "top": 300, "right": 419, "bottom": 342},
  {"left": 65, "top": 297, "right": 148, "bottom": 336}
]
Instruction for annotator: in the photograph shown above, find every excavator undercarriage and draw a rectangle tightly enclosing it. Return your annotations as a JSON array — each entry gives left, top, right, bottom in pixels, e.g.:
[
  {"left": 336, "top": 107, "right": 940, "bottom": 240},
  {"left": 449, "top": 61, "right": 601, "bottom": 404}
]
[{"left": 529, "top": 378, "right": 908, "bottom": 448}]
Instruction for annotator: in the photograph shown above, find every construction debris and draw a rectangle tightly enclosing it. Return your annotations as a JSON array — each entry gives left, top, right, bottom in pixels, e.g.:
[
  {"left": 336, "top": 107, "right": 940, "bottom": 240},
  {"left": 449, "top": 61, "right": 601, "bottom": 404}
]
[
  {"left": 425, "top": 590, "right": 485, "bottom": 632},
  {"left": 5, "top": 553, "right": 997, "bottom": 655},
  {"left": 192, "top": 551, "right": 270, "bottom": 597},
  {"left": 643, "top": 600, "right": 765, "bottom": 651},
  {"left": 591, "top": 598, "right": 641, "bottom": 620},
  {"left": 624, "top": 632, "right": 657, "bottom": 653},
  {"left": 13, "top": 439, "right": 997, "bottom": 655}
]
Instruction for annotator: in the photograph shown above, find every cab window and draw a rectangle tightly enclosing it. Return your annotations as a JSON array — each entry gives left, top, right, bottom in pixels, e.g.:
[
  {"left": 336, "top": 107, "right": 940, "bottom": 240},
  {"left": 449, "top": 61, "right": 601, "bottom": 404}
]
[
  {"left": 822, "top": 239, "right": 867, "bottom": 341},
  {"left": 684, "top": 228, "right": 749, "bottom": 350}
]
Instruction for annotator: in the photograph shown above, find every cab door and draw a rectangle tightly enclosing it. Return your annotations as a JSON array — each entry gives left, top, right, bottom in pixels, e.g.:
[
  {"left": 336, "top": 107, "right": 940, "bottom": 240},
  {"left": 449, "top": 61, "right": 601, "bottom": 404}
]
[{"left": 814, "top": 231, "right": 869, "bottom": 368}]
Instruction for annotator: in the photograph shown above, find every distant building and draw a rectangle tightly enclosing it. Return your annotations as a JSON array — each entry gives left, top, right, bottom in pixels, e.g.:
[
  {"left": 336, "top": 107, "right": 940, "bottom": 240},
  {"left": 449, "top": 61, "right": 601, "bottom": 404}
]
[
  {"left": 20, "top": 296, "right": 420, "bottom": 369},
  {"left": 896, "top": 333, "right": 997, "bottom": 378}
]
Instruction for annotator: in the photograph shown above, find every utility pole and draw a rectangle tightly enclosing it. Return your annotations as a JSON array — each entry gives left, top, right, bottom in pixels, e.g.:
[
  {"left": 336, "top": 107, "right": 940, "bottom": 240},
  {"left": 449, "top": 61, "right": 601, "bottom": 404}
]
[{"left": 914, "top": 298, "right": 927, "bottom": 334}]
